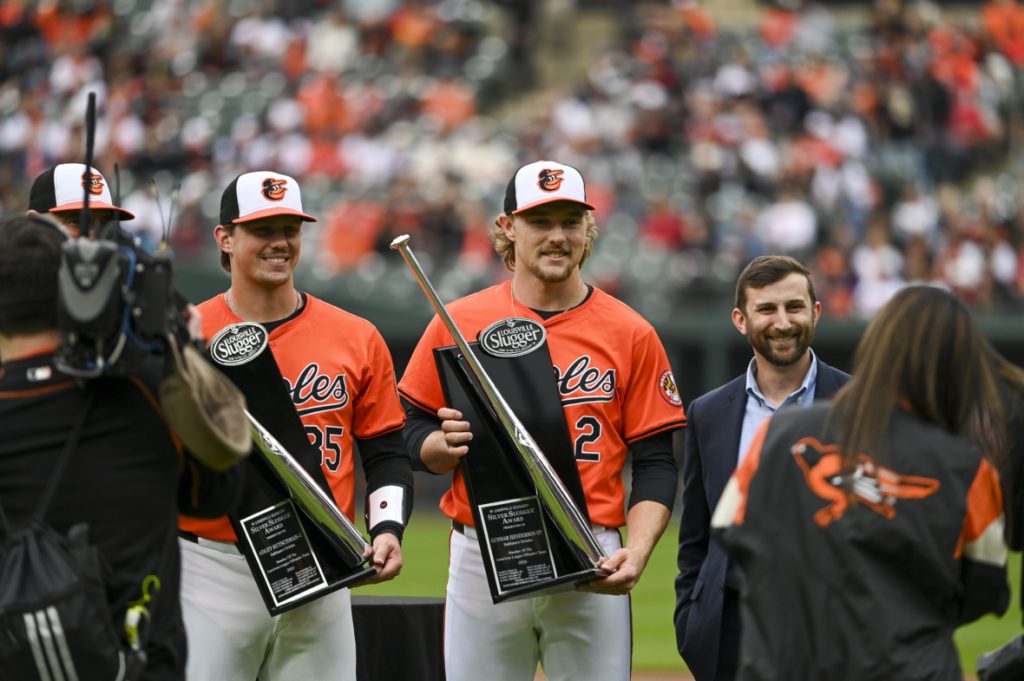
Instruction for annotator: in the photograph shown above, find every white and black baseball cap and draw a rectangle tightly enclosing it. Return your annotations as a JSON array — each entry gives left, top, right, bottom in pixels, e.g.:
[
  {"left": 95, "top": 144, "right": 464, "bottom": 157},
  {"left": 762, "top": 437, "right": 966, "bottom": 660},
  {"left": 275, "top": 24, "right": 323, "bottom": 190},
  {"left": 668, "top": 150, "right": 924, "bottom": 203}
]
[
  {"left": 220, "top": 171, "right": 318, "bottom": 225},
  {"left": 503, "top": 160, "right": 595, "bottom": 215},
  {"left": 29, "top": 163, "right": 135, "bottom": 220}
]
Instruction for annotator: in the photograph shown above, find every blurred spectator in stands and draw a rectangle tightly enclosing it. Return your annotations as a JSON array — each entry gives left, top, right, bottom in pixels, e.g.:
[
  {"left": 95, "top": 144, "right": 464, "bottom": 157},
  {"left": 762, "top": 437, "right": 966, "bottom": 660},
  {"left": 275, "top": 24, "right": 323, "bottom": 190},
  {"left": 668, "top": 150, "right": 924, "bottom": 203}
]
[
  {"left": 306, "top": 11, "right": 358, "bottom": 75},
  {"left": 754, "top": 180, "right": 817, "bottom": 258},
  {"left": 851, "top": 212, "right": 905, "bottom": 318},
  {"left": 228, "top": 5, "right": 291, "bottom": 61},
  {"left": 937, "top": 211, "right": 990, "bottom": 307},
  {"left": 641, "top": 198, "right": 689, "bottom": 251},
  {"left": 121, "top": 182, "right": 165, "bottom": 253},
  {"left": 892, "top": 181, "right": 940, "bottom": 245},
  {"left": 983, "top": 0, "right": 1024, "bottom": 66},
  {"left": 812, "top": 243, "right": 855, "bottom": 320}
]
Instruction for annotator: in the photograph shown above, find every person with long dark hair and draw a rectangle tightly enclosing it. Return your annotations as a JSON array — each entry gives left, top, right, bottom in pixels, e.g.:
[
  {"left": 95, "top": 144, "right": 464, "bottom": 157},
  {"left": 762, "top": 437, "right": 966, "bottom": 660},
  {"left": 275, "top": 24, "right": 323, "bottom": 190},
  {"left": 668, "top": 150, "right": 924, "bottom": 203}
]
[{"left": 713, "top": 285, "right": 1012, "bottom": 680}]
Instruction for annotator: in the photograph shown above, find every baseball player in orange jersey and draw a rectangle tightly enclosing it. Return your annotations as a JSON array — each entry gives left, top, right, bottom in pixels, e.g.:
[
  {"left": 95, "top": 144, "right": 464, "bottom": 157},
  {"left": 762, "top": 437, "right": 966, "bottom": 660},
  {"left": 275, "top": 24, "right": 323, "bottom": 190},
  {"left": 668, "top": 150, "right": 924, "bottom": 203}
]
[
  {"left": 399, "top": 160, "right": 687, "bottom": 681},
  {"left": 178, "top": 171, "right": 412, "bottom": 681}
]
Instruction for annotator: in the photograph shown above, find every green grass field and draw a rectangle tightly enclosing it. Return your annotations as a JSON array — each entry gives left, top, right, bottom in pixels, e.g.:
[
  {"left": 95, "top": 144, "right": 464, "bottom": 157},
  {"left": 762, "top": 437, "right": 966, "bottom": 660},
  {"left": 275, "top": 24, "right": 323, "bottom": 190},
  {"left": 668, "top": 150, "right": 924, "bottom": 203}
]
[{"left": 358, "top": 513, "right": 1021, "bottom": 674}]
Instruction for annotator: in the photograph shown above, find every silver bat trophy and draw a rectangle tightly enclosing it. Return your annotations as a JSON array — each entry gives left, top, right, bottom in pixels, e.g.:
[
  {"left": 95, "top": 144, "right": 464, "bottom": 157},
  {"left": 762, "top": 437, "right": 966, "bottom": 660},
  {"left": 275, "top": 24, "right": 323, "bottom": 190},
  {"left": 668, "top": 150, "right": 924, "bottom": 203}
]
[
  {"left": 246, "top": 411, "right": 368, "bottom": 563},
  {"left": 390, "top": 234, "right": 606, "bottom": 568}
]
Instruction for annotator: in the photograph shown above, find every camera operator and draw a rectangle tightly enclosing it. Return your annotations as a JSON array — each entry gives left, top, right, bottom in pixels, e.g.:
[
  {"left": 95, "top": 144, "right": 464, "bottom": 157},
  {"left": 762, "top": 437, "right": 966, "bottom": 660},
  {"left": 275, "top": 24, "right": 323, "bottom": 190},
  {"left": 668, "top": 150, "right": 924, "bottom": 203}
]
[{"left": 0, "top": 213, "right": 244, "bottom": 681}]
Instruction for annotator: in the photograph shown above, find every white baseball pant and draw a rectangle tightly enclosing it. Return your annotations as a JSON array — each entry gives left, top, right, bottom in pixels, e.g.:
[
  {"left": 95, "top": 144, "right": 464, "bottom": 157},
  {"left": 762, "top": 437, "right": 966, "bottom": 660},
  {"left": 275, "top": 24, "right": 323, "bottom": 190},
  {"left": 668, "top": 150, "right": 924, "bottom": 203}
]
[
  {"left": 444, "top": 526, "right": 631, "bottom": 681},
  {"left": 179, "top": 537, "right": 357, "bottom": 681}
]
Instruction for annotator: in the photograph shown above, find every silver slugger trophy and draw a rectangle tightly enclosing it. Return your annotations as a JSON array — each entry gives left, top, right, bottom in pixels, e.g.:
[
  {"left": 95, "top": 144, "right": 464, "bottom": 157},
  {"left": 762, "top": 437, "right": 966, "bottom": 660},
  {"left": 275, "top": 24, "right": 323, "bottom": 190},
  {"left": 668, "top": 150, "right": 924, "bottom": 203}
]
[
  {"left": 246, "top": 411, "right": 368, "bottom": 563},
  {"left": 392, "top": 234, "right": 604, "bottom": 602},
  {"left": 208, "top": 322, "right": 375, "bottom": 614}
]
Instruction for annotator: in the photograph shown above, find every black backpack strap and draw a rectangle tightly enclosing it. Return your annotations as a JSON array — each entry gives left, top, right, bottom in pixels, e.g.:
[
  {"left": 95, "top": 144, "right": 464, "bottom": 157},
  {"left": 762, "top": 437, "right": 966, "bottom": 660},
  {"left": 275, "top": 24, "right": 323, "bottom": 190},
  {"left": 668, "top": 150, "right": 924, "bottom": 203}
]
[{"left": 31, "top": 384, "right": 98, "bottom": 524}]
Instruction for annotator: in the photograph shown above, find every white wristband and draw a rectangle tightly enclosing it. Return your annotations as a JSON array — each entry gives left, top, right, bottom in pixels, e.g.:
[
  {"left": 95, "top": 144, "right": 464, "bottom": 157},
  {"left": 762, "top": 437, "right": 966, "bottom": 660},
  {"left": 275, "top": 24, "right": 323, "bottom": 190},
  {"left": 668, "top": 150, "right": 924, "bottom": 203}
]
[{"left": 368, "top": 485, "right": 405, "bottom": 530}]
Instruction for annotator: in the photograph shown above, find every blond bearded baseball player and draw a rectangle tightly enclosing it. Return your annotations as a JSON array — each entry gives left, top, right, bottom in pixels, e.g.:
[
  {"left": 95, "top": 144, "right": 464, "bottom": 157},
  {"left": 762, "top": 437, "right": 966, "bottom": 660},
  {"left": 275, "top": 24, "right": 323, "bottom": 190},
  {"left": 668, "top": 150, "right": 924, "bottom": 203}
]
[{"left": 399, "top": 161, "right": 686, "bottom": 681}]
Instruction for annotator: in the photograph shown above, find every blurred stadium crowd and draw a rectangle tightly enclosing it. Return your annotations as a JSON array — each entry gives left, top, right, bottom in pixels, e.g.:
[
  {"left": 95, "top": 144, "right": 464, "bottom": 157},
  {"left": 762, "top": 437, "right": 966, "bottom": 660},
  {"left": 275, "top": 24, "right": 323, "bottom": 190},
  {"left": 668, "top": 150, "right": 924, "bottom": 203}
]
[{"left": 2, "top": 0, "right": 1024, "bottom": 322}]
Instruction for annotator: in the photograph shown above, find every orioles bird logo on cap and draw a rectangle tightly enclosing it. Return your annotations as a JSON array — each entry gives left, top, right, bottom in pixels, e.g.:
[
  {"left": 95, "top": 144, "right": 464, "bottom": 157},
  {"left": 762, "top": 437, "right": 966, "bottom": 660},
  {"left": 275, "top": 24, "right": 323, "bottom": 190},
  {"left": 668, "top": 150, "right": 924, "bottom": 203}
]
[
  {"left": 537, "top": 168, "right": 565, "bottom": 192},
  {"left": 261, "top": 178, "right": 288, "bottom": 201},
  {"left": 82, "top": 172, "right": 104, "bottom": 195}
]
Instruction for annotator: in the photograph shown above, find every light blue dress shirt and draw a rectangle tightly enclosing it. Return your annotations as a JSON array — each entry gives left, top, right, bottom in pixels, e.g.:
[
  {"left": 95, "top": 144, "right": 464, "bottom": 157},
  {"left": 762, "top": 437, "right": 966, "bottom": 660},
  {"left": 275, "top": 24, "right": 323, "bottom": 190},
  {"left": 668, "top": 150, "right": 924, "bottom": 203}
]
[{"left": 736, "top": 351, "right": 819, "bottom": 466}]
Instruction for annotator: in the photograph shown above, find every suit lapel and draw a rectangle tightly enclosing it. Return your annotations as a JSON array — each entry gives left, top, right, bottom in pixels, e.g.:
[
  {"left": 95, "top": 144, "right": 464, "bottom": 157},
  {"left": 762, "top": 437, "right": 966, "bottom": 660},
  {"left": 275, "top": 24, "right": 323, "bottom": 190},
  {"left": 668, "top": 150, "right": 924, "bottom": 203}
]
[
  {"left": 706, "top": 377, "right": 748, "bottom": 509},
  {"left": 812, "top": 362, "right": 844, "bottom": 401}
]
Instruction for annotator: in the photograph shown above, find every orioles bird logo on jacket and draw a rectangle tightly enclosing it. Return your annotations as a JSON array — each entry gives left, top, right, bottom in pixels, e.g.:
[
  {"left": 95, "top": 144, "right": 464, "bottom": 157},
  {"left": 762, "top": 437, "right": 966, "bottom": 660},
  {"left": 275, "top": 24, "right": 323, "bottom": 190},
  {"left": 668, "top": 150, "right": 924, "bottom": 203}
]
[
  {"left": 262, "top": 178, "right": 288, "bottom": 201},
  {"left": 791, "top": 437, "right": 940, "bottom": 527},
  {"left": 537, "top": 168, "right": 565, "bottom": 192}
]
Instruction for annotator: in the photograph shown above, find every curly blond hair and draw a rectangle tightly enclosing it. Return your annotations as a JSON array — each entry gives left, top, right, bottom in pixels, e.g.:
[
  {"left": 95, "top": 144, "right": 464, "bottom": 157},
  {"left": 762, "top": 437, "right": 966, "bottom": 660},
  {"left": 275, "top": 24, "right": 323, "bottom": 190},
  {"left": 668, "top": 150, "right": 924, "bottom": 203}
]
[{"left": 490, "top": 211, "right": 599, "bottom": 272}]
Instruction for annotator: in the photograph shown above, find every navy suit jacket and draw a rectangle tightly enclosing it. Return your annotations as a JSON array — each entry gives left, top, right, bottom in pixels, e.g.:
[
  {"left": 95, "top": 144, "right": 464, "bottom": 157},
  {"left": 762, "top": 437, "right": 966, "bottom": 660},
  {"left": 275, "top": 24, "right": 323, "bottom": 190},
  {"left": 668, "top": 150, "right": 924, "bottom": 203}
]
[{"left": 673, "top": 359, "right": 849, "bottom": 681}]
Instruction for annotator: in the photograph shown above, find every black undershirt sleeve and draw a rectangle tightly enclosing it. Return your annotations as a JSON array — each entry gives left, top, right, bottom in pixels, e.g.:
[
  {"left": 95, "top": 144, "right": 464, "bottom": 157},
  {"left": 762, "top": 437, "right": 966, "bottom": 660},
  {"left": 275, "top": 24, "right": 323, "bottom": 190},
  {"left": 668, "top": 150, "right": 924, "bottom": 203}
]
[
  {"left": 628, "top": 431, "right": 679, "bottom": 511},
  {"left": 357, "top": 429, "right": 414, "bottom": 541},
  {"left": 402, "top": 398, "right": 442, "bottom": 474}
]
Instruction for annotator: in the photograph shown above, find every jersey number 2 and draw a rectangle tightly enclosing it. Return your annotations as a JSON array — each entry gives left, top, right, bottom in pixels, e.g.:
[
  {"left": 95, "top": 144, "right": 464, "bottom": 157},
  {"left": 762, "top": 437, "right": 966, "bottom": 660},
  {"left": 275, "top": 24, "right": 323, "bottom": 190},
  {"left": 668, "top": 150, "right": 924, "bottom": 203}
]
[
  {"left": 573, "top": 416, "right": 602, "bottom": 462},
  {"left": 305, "top": 425, "right": 345, "bottom": 472}
]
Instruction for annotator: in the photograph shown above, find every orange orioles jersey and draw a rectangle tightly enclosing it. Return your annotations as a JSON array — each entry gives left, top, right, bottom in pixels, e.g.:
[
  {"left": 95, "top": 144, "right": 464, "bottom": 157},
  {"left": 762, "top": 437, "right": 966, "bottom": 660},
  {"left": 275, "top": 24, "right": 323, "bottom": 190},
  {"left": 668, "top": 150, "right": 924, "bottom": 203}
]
[
  {"left": 398, "top": 280, "right": 687, "bottom": 529},
  {"left": 179, "top": 293, "right": 405, "bottom": 542}
]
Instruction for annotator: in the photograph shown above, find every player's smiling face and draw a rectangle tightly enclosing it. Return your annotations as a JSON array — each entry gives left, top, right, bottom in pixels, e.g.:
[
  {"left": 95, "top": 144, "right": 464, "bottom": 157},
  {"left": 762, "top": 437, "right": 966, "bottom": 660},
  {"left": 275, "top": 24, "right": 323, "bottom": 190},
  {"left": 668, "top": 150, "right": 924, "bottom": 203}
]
[
  {"left": 733, "top": 272, "right": 821, "bottom": 367},
  {"left": 218, "top": 215, "right": 303, "bottom": 288},
  {"left": 506, "top": 201, "right": 587, "bottom": 284}
]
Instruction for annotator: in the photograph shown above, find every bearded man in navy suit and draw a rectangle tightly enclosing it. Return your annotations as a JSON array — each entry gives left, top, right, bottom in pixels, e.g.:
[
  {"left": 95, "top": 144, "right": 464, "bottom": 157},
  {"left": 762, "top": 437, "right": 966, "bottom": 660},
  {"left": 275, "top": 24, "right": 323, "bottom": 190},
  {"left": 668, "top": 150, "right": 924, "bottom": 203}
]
[{"left": 674, "top": 256, "right": 850, "bottom": 681}]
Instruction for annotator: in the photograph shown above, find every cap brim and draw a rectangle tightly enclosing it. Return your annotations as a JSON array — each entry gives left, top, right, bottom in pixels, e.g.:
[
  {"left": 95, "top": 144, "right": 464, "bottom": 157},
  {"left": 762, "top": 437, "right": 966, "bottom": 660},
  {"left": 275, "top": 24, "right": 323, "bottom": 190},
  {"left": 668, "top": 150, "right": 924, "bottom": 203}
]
[
  {"left": 49, "top": 202, "right": 135, "bottom": 220},
  {"left": 232, "top": 207, "right": 318, "bottom": 223},
  {"left": 511, "top": 197, "right": 595, "bottom": 215}
]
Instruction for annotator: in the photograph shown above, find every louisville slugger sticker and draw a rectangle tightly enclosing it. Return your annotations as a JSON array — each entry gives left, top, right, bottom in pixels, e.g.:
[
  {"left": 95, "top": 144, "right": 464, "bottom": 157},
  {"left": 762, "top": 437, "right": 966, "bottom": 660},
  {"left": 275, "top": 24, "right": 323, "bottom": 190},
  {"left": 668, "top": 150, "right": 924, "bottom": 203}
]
[
  {"left": 210, "top": 322, "right": 269, "bottom": 366},
  {"left": 658, "top": 370, "right": 682, "bottom": 407},
  {"left": 478, "top": 317, "right": 546, "bottom": 358}
]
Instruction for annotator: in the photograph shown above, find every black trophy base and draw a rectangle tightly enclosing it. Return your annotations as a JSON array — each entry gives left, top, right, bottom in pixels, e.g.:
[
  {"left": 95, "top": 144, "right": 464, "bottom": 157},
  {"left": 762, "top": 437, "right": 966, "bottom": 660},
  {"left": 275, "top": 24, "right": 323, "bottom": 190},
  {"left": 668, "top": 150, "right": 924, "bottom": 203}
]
[
  {"left": 208, "top": 324, "right": 377, "bottom": 617},
  {"left": 435, "top": 342, "right": 603, "bottom": 604}
]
